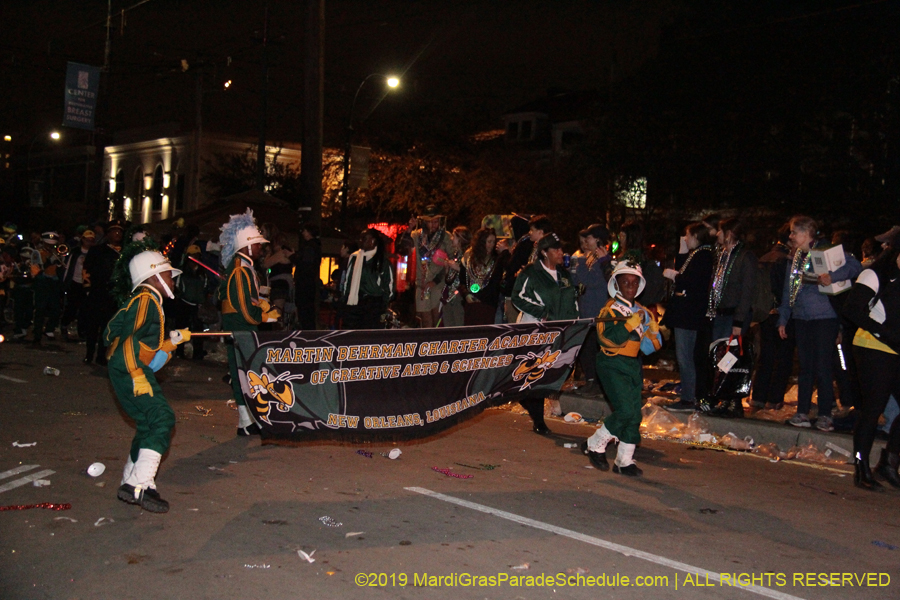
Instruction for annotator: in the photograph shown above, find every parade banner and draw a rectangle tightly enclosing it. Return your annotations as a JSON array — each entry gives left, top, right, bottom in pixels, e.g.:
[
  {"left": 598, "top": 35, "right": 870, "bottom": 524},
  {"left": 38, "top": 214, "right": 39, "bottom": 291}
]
[
  {"left": 62, "top": 62, "right": 101, "bottom": 131},
  {"left": 231, "top": 319, "right": 593, "bottom": 441}
]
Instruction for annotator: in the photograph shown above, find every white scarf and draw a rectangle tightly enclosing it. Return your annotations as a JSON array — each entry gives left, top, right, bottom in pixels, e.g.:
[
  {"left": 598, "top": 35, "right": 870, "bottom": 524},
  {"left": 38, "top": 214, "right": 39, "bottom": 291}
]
[{"left": 347, "top": 249, "right": 376, "bottom": 306}]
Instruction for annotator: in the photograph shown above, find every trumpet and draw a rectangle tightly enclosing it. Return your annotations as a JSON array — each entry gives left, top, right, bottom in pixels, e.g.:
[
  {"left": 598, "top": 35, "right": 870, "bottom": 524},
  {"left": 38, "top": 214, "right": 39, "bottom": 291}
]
[{"left": 55, "top": 244, "right": 69, "bottom": 258}]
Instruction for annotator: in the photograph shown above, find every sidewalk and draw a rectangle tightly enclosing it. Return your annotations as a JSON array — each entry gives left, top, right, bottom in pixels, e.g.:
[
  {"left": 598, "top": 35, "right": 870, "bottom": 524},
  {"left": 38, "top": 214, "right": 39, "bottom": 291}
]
[{"left": 558, "top": 391, "right": 884, "bottom": 464}]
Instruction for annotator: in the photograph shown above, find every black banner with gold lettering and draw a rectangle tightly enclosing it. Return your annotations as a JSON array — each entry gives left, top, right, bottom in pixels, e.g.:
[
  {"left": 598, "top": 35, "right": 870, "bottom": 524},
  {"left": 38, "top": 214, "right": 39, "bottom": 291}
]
[{"left": 230, "top": 320, "right": 592, "bottom": 441}]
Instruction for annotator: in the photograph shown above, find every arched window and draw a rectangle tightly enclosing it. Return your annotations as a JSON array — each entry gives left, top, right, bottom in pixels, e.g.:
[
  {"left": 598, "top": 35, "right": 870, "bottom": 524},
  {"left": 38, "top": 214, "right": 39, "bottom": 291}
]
[{"left": 151, "top": 165, "right": 164, "bottom": 211}]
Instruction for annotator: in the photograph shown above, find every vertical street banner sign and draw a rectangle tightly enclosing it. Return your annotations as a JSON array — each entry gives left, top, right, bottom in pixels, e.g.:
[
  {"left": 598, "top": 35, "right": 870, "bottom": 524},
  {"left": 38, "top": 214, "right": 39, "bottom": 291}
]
[
  {"left": 348, "top": 145, "right": 370, "bottom": 189},
  {"left": 230, "top": 319, "right": 593, "bottom": 441},
  {"left": 62, "top": 62, "right": 101, "bottom": 131}
]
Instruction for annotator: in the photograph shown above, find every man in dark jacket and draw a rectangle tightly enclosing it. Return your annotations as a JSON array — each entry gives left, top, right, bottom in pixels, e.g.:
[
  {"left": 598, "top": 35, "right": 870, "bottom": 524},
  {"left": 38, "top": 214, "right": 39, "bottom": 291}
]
[
  {"left": 288, "top": 223, "right": 322, "bottom": 330},
  {"left": 81, "top": 219, "right": 125, "bottom": 364}
]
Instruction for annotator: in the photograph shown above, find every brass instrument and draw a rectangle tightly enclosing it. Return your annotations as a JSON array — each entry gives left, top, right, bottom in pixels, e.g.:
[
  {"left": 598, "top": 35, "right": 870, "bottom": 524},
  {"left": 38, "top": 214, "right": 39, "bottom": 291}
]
[{"left": 56, "top": 244, "right": 69, "bottom": 258}]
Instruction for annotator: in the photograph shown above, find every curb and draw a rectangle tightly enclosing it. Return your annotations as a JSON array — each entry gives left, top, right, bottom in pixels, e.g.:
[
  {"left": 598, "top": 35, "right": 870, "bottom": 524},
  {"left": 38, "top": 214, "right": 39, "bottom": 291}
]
[{"left": 558, "top": 391, "right": 884, "bottom": 464}]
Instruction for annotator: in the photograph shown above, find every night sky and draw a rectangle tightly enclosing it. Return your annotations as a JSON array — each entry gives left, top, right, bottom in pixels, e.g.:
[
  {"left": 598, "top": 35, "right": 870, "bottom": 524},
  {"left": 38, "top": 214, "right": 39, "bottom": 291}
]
[{"left": 2, "top": 0, "right": 669, "bottom": 146}]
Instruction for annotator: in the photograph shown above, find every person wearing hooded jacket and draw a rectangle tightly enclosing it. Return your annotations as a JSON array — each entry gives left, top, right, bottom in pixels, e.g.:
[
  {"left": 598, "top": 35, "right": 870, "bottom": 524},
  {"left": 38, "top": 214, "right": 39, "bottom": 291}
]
[
  {"left": 104, "top": 242, "right": 191, "bottom": 513},
  {"left": 842, "top": 245, "right": 900, "bottom": 490},
  {"left": 218, "top": 210, "right": 281, "bottom": 436},
  {"left": 511, "top": 232, "right": 578, "bottom": 434},
  {"left": 582, "top": 259, "right": 663, "bottom": 476}
]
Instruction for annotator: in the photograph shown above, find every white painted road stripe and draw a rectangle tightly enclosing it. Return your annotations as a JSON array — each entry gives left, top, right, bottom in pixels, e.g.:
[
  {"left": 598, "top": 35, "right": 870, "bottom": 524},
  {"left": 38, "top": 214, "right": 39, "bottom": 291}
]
[
  {"left": 0, "top": 465, "right": 40, "bottom": 481},
  {"left": 0, "top": 470, "right": 55, "bottom": 494},
  {"left": 0, "top": 375, "right": 28, "bottom": 383},
  {"left": 406, "top": 487, "right": 806, "bottom": 600}
]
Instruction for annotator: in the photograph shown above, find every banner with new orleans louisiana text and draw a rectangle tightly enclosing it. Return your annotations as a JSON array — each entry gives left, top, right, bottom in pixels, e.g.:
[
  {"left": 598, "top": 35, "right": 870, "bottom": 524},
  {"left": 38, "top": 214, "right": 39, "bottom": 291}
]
[{"left": 231, "top": 319, "right": 593, "bottom": 441}]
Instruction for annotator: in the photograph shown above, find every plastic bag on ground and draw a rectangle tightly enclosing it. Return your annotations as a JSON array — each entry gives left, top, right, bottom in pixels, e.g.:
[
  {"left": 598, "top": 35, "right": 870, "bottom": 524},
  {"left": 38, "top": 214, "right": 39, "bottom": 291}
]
[
  {"left": 640, "top": 404, "right": 685, "bottom": 437},
  {"left": 792, "top": 440, "right": 846, "bottom": 464},
  {"left": 646, "top": 395, "right": 672, "bottom": 406},
  {"left": 680, "top": 412, "right": 712, "bottom": 442},
  {"left": 721, "top": 432, "right": 755, "bottom": 451},
  {"left": 752, "top": 442, "right": 782, "bottom": 460}
]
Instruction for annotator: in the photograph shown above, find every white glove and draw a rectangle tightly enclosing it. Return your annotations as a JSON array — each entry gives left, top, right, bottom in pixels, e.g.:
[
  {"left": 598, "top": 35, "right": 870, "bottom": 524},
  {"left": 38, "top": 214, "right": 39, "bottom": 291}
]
[{"left": 169, "top": 329, "right": 191, "bottom": 345}]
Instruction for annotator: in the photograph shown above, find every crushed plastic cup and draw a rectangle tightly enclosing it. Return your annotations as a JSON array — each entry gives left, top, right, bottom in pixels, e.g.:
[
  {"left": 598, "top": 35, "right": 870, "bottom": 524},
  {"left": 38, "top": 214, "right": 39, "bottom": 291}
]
[
  {"left": 564, "top": 412, "right": 584, "bottom": 423},
  {"left": 388, "top": 448, "right": 401, "bottom": 460},
  {"left": 43, "top": 366, "right": 60, "bottom": 376},
  {"left": 563, "top": 443, "right": 578, "bottom": 449},
  {"left": 87, "top": 462, "right": 106, "bottom": 477}
]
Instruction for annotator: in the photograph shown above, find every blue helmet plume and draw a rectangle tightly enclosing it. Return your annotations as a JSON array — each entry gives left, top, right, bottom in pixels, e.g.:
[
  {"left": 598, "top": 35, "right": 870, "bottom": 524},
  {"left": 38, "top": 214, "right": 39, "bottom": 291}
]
[{"left": 219, "top": 208, "right": 259, "bottom": 267}]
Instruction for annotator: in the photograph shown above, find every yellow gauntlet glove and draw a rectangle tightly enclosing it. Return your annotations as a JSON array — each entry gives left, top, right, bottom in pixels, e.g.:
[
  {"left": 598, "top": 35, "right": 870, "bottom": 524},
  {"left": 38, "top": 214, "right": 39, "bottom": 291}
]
[
  {"left": 258, "top": 299, "right": 271, "bottom": 313},
  {"left": 262, "top": 309, "right": 281, "bottom": 323},
  {"left": 131, "top": 370, "right": 154, "bottom": 397},
  {"left": 624, "top": 312, "right": 643, "bottom": 332},
  {"left": 169, "top": 329, "right": 191, "bottom": 345}
]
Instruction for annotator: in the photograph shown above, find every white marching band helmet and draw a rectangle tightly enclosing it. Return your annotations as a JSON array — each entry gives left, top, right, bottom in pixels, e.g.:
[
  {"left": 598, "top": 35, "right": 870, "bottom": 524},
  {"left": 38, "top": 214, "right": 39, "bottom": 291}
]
[
  {"left": 608, "top": 260, "right": 646, "bottom": 298},
  {"left": 129, "top": 250, "right": 182, "bottom": 299}
]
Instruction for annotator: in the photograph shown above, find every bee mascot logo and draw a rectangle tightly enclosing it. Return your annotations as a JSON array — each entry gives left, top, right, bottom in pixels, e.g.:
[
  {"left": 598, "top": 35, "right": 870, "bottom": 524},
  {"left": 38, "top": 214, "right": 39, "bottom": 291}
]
[
  {"left": 512, "top": 348, "right": 561, "bottom": 390},
  {"left": 247, "top": 369, "right": 305, "bottom": 425}
]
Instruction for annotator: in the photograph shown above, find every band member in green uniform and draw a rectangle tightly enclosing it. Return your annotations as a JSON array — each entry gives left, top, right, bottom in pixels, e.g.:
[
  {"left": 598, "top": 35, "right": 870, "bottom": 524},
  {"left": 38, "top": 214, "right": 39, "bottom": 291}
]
[
  {"left": 582, "top": 259, "right": 662, "bottom": 476},
  {"left": 218, "top": 210, "right": 281, "bottom": 435},
  {"left": 105, "top": 242, "right": 190, "bottom": 513}
]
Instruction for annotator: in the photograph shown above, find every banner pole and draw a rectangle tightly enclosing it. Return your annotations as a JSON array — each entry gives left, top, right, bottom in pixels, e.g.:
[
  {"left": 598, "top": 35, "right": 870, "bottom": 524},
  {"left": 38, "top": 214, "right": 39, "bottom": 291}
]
[{"left": 189, "top": 332, "right": 234, "bottom": 337}]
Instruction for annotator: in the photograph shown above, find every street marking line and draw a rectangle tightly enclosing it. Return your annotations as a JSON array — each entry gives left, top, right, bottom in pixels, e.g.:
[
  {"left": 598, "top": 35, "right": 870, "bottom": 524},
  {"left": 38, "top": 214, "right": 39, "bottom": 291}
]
[
  {"left": 405, "top": 486, "right": 806, "bottom": 600},
  {"left": 0, "top": 470, "right": 55, "bottom": 494},
  {"left": 0, "top": 465, "right": 40, "bottom": 481},
  {"left": 0, "top": 375, "right": 28, "bottom": 383}
]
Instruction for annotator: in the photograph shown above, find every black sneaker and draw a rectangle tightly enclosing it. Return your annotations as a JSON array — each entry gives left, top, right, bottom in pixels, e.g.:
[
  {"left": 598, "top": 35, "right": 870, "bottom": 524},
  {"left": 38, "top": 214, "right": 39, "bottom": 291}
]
[
  {"left": 532, "top": 422, "right": 550, "bottom": 435},
  {"left": 613, "top": 463, "right": 643, "bottom": 477},
  {"left": 138, "top": 488, "right": 170, "bottom": 513},
  {"left": 581, "top": 441, "right": 609, "bottom": 471},
  {"left": 667, "top": 400, "right": 697, "bottom": 413},
  {"left": 117, "top": 484, "right": 140, "bottom": 505},
  {"left": 237, "top": 423, "right": 262, "bottom": 436}
]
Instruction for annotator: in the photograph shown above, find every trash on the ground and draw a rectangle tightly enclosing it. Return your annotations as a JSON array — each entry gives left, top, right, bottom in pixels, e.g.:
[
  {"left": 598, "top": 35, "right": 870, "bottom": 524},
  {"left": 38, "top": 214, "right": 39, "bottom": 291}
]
[
  {"left": 195, "top": 406, "right": 212, "bottom": 417},
  {"left": 563, "top": 443, "right": 577, "bottom": 448},
  {"left": 549, "top": 399, "right": 562, "bottom": 416},
  {"left": 32, "top": 479, "right": 50, "bottom": 487},
  {"left": 53, "top": 516, "right": 77, "bottom": 522},
  {"left": 0, "top": 503, "right": 71, "bottom": 511},
  {"left": 11, "top": 441, "right": 36, "bottom": 447},
  {"left": 564, "top": 412, "right": 584, "bottom": 423},
  {"left": 646, "top": 395, "right": 672, "bottom": 406},
  {"left": 297, "top": 549, "right": 316, "bottom": 563},
  {"left": 244, "top": 564, "right": 270, "bottom": 569},
  {"left": 643, "top": 379, "right": 654, "bottom": 390},
  {"left": 43, "top": 366, "right": 60, "bottom": 376},
  {"left": 872, "top": 540, "right": 898, "bottom": 551},
  {"left": 95, "top": 481, "right": 106, "bottom": 488},
  {"left": 345, "top": 531, "right": 365, "bottom": 538},
  {"left": 699, "top": 508, "right": 719, "bottom": 514},
  {"left": 697, "top": 433, "right": 716, "bottom": 443},
  {"left": 319, "top": 516, "right": 342, "bottom": 527},
  {"left": 399, "top": 540, "right": 412, "bottom": 546},
  {"left": 721, "top": 433, "right": 755, "bottom": 451},
  {"left": 679, "top": 458, "right": 702, "bottom": 464},
  {"left": 640, "top": 404, "right": 684, "bottom": 437},
  {"left": 511, "top": 563, "right": 530, "bottom": 570},
  {"left": 652, "top": 380, "right": 678, "bottom": 392},
  {"left": 87, "top": 462, "right": 105, "bottom": 477},
  {"left": 356, "top": 449, "right": 373, "bottom": 458},
  {"left": 824, "top": 441, "right": 852, "bottom": 458},
  {"left": 225, "top": 399, "right": 237, "bottom": 410},
  {"left": 382, "top": 448, "right": 401, "bottom": 459},
  {"left": 753, "top": 443, "right": 782, "bottom": 460},
  {"left": 793, "top": 440, "right": 846, "bottom": 464},
  {"left": 432, "top": 466, "right": 474, "bottom": 479},
  {"left": 680, "top": 412, "right": 712, "bottom": 442},
  {"left": 94, "top": 517, "right": 114, "bottom": 527},
  {"left": 455, "top": 462, "right": 499, "bottom": 470}
]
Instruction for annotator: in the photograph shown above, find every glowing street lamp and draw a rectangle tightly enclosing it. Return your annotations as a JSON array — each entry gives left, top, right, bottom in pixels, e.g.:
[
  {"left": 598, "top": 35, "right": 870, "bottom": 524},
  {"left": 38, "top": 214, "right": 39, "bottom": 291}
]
[{"left": 339, "top": 74, "right": 400, "bottom": 230}]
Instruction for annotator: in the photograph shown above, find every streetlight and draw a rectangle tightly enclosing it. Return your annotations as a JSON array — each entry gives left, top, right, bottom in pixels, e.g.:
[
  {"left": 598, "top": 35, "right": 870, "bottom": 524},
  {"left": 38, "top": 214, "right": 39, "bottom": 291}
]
[{"left": 339, "top": 73, "right": 400, "bottom": 230}]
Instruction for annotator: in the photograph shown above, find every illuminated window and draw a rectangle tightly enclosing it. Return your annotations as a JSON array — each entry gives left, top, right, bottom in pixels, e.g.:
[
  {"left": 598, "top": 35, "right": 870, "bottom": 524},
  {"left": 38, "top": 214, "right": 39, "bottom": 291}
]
[{"left": 618, "top": 178, "right": 647, "bottom": 210}]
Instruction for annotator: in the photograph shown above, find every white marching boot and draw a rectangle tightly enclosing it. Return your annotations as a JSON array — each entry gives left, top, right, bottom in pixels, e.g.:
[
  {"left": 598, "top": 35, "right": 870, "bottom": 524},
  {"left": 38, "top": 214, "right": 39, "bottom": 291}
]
[
  {"left": 237, "top": 404, "right": 261, "bottom": 436},
  {"left": 581, "top": 424, "right": 617, "bottom": 471},
  {"left": 613, "top": 442, "right": 642, "bottom": 477},
  {"left": 117, "top": 449, "right": 169, "bottom": 513}
]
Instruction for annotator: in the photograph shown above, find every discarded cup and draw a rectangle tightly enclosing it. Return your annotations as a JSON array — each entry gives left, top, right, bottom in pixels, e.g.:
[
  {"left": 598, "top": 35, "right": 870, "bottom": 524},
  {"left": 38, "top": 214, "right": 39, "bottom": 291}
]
[
  {"left": 388, "top": 448, "right": 401, "bottom": 460},
  {"left": 87, "top": 462, "right": 106, "bottom": 477},
  {"left": 43, "top": 366, "right": 60, "bottom": 376}
]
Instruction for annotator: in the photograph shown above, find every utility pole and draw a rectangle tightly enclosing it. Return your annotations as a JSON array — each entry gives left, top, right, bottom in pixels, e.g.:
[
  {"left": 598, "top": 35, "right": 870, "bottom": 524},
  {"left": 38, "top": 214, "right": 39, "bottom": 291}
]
[
  {"left": 301, "top": 0, "right": 324, "bottom": 227},
  {"left": 255, "top": 4, "right": 269, "bottom": 192}
]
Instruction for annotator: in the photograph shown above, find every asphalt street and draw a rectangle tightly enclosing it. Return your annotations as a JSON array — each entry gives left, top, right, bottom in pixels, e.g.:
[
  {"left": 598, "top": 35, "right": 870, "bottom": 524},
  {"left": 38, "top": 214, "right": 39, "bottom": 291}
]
[{"left": 0, "top": 340, "right": 897, "bottom": 600}]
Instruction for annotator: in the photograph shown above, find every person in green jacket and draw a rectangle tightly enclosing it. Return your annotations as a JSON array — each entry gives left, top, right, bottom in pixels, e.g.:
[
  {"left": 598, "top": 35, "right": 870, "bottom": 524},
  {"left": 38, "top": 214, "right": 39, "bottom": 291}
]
[
  {"left": 105, "top": 242, "right": 190, "bottom": 513},
  {"left": 511, "top": 233, "right": 578, "bottom": 434},
  {"left": 581, "top": 259, "right": 662, "bottom": 476},
  {"left": 218, "top": 210, "right": 281, "bottom": 436},
  {"left": 342, "top": 228, "right": 394, "bottom": 329}
]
